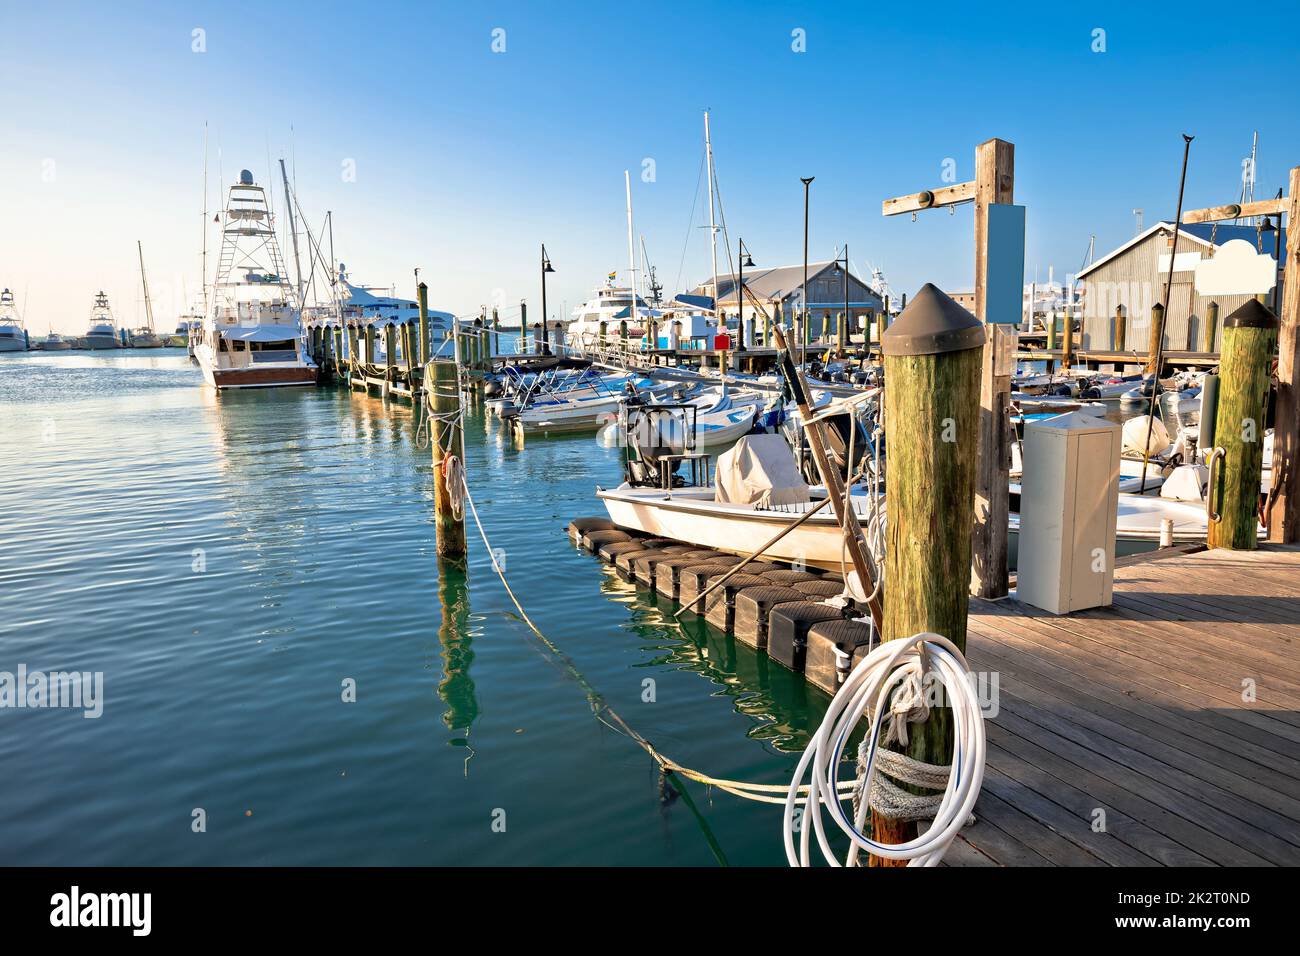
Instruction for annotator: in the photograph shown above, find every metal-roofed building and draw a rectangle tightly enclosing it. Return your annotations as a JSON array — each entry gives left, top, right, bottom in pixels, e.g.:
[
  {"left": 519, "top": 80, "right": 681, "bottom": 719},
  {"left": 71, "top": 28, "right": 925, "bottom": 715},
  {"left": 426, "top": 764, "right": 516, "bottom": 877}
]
[
  {"left": 1077, "top": 221, "right": 1285, "bottom": 352},
  {"left": 690, "top": 260, "right": 884, "bottom": 335}
]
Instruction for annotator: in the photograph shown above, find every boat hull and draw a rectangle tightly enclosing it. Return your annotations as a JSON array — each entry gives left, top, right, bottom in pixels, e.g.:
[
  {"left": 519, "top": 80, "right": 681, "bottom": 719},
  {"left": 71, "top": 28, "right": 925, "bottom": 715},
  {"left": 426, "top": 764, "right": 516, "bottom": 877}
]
[
  {"left": 82, "top": 335, "right": 122, "bottom": 350},
  {"left": 0, "top": 338, "right": 27, "bottom": 352},
  {"left": 204, "top": 365, "right": 318, "bottom": 389}
]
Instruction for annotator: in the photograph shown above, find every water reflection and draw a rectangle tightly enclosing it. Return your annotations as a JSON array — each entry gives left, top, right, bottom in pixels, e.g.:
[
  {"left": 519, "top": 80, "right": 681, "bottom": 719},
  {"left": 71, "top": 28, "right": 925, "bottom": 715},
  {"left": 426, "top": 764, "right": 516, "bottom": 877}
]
[{"left": 596, "top": 562, "right": 828, "bottom": 754}]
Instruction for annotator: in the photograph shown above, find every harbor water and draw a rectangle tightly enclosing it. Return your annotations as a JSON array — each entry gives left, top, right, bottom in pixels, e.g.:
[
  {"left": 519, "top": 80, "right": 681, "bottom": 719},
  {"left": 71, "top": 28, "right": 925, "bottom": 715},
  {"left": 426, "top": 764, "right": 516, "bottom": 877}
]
[{"left": 0, "top": 351, "right": 829, "bottom": 866}]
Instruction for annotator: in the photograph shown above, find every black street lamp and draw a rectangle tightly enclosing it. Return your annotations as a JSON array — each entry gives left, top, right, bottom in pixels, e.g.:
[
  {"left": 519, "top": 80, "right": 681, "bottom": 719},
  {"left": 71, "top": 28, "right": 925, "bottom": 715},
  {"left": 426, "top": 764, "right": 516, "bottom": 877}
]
[
  {"left": 736, "top": 238, "right": 755, "bottom": 352},
  {"left": 800, "top": 176, "right": 815, "bottom": 366},
  {"left": 540, "top": 243, "right": 555, "bottom": 356}
]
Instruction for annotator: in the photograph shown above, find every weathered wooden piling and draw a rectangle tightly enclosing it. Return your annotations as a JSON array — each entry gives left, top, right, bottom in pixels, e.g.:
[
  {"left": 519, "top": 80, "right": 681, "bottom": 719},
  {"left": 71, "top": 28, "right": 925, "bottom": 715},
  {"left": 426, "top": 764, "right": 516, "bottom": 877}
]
[
  {"left": 417, "top": 281, "right": 430, "bottom": 364},
  {"left": 1062, "top": 307, "right": 1074, "bottom": 373},
  {"left": 1208, "top": 299, "right": 1277, "bottom": 550},
  {"left": 1046, "top": 311, "right": 1057, "bottom": 351},
  {"left": 519, "top": 301, "right": 528, "bottom": 353},
  {"left": 1145, "top": 303, "right": 1165, "bottom": 374},
  {"left": 427, "top": 359, "right": 467, "bottom": 559},
  {"left": 1114, "top": 305, "right": 1126, "bottom": 352},
  {"left": 876, "top": 283, "right": 985, "bottom": 865},
  {"left": 383, "top": 322, "right": 397, "bottom": 393},
  {"left": 1204, "top": 301, "right": 1219, "bottom": 354}
]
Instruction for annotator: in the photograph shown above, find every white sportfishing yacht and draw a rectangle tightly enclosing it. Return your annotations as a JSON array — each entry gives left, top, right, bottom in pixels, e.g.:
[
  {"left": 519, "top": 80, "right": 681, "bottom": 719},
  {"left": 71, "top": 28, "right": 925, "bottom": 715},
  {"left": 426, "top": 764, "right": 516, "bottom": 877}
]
[
  {"left": 83, "top": 292, "right": 122, "bottom": 349},
  {"left": 0, "top": 288, "right": 27, "bottom": 352},
  {"left": 193, "top": 169, "right": 317, "bottom": 389}
]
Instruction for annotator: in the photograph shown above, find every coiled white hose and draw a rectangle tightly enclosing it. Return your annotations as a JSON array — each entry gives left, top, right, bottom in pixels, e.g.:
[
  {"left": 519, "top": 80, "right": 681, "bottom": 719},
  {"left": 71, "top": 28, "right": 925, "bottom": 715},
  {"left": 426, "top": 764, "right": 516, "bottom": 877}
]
[{"left": 783, "top": 632, "right": 986, "bottom": 867}]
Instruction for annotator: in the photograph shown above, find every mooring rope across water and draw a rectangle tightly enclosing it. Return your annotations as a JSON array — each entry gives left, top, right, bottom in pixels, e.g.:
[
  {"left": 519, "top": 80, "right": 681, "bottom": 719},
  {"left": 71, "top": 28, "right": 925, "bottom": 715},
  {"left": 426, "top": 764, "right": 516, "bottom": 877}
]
[{"left": 432, "top": 361, "right": 985, "bottom": 865}]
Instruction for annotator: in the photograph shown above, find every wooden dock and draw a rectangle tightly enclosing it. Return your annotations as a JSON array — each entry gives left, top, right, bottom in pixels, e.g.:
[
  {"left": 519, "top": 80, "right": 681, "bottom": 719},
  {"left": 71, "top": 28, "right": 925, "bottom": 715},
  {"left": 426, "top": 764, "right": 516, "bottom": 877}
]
[{"left": 950, "top": 545, "right": 1300, "bottom": 866}]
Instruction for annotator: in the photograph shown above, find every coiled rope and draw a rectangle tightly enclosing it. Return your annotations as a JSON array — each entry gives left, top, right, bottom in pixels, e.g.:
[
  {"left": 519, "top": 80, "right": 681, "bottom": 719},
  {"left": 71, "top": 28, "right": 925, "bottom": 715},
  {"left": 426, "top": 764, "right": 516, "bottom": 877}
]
[{"left": 783, "top": 633, "right": 986, "bottom": 867}]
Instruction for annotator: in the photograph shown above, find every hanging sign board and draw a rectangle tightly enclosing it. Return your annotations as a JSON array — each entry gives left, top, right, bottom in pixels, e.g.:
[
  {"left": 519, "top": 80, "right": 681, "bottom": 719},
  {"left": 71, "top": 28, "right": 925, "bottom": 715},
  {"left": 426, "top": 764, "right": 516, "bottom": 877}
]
[
  {"left": 1194, "top": 239, "right": 1278, "bottom": 296},
  {"left": 986, "top": 203, "right": 1026, "bottom": 323}
]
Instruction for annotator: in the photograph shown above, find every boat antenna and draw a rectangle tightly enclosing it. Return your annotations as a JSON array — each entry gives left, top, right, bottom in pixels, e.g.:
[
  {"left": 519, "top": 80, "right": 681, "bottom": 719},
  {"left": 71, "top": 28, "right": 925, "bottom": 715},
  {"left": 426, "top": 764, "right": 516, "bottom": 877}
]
[{"left": 1138, "top": 134, "right": 1194, "bottom": 496}]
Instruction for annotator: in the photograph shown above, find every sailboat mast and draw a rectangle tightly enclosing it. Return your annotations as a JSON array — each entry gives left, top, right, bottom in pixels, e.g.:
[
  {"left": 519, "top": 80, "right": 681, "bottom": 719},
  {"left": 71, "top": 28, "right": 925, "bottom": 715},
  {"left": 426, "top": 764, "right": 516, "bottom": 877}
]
[
  {"left": 624, "top": 170, "right": 638, "bottom": 333},
  {"left": 704, "top": 110, "right": 720, "bottom": 329},
  {"left": 201, "top": 123, "right": 209, "bottom": 316},
  {"left": 137, "top": 241, "right": 155, "bottom": 332},
  {"left": 280, "top": 158, "right": 304, "bottom": 306}
]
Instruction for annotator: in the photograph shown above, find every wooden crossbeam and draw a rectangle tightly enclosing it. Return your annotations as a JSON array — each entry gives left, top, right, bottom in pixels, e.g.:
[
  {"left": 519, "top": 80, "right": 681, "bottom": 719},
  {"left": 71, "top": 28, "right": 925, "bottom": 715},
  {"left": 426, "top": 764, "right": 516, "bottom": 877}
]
[
  {"left": 881, "top": 181, "right": 975, "bottom": 217},
  {"left": 1183, "top": 197, "right": 1288, "bottom": 224}
]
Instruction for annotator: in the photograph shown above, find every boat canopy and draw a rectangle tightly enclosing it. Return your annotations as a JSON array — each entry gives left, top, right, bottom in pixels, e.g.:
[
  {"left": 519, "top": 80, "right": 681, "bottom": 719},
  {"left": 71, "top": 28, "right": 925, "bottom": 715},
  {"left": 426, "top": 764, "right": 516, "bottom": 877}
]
[
  {"left": 220, "top": 324, "right": 301, "bottom": 342},
  {"left": 715, "top": 433, "right": 811, "bottom": 508}
]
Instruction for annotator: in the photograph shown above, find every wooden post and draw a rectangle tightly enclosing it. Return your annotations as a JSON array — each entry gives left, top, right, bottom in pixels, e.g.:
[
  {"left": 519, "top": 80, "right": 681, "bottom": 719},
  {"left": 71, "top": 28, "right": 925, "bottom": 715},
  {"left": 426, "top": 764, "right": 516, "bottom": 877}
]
[
  {"left": 1145, "top": 303, "right": 1166, "bottom": 375},
  {"left": 363, "top": 323, "right": 375, "bottom": 367},
  {"left": 971, "top": 137, "right": 1014, "bottom": 600},
  {"left": 428, "top": 359, "right": 467, "bottom": 559},
  {"left": 402, "top": 321, "right": 415, "bottom": 382},
  {"left": 417, "top": 282, "right": 430, "bottom": 364},
  {"left": 764, "top": 304, "right": 774, "bottom": 348},
  {"left": 876, "top": 283, "right": 985, "bottom": 865},
  {"left": 1209, "top": 300, "right": 1278, "bottom": 550},
  {"left": 383, "top": 322, "right": 397, "bottom": 392},
  {"left": 1267, "top": 166, "right": 1300, "bottom": 543},
  {"left": 1204, "top": 301, "right": 1219, "bottom": 353},
  {"left": 491, "top": 307, "right": 500, "bottom": 358},
  {"left": 1114, "top": 306, "right": 1126, "bottom": 352},
  {"left": 1046, "top": 310, "right": 1057, "bottom": 351},
  {"left": 1062, "top": 306, "right": 1074, "bottom": 373},
  {"left": 519, "top": 301, "right": 528, "bottom": 353},
  {"left": 836, "top": 311, "right": 847, "bottom": 357}
]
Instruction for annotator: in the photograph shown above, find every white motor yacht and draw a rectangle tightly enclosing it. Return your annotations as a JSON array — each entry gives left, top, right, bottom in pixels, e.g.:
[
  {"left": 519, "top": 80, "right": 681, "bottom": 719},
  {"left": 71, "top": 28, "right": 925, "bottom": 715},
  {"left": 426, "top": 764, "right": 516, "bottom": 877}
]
[{"left": 193, "top": 169, "right": 317, "bottom": 389}]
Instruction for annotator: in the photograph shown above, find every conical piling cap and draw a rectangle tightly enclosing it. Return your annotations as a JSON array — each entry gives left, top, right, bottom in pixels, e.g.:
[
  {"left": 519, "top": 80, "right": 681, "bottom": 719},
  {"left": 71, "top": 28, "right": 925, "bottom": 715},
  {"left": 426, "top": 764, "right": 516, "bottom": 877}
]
[
  {"left": 1223, "top": 298, "right": 1279, "bottom": 330},
  {"left": 881, "top": 283, "right": 985, "bottom": 356}
]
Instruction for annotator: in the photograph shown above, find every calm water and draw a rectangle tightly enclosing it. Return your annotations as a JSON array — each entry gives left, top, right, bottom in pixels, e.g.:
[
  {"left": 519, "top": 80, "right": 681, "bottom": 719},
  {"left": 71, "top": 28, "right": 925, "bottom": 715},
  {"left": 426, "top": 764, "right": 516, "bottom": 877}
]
[{"left": 0, "top": 350, "right": 831, "bottom": 866}]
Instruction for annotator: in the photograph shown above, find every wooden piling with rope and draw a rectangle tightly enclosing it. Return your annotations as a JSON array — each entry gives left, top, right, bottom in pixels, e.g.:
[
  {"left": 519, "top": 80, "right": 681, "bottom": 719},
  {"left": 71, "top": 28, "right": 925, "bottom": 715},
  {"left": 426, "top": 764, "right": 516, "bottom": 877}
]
[
  {"left": 873, "top": 283, "right": 985, "bottom": 866},
  {"left": 427, "top": 358, "right": 467, "bottom": 559}
]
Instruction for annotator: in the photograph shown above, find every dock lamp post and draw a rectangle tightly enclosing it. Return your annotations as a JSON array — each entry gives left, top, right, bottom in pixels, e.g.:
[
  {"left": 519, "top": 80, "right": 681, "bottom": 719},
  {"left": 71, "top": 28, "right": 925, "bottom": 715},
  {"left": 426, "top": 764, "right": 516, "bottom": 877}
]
[
  {"left": 540, "top": 244, "right": 555, "bottom": 356},
  {"left": 736, "top": 239, "right": 755, "bottom": 352},
  {"left": 800, "top": 176, "right": 815, "bottom": 366}
]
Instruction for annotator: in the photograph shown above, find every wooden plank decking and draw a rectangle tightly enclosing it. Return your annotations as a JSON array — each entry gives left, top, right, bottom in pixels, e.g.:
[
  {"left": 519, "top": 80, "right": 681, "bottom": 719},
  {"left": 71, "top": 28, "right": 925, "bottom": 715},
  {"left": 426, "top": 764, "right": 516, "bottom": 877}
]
[{"left": 951, "top": 545, "right": 1300, "bottom": 866}]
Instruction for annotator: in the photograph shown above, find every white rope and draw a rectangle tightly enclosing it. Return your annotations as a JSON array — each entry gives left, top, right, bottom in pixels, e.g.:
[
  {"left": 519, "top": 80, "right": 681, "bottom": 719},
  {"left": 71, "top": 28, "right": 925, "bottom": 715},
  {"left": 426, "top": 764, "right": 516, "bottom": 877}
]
[
  {"left": 783, "top": 632, "right": 986, "bottom": 867},
  {"left": 443, "top": 454, "right": 465, "bottom": 522}
]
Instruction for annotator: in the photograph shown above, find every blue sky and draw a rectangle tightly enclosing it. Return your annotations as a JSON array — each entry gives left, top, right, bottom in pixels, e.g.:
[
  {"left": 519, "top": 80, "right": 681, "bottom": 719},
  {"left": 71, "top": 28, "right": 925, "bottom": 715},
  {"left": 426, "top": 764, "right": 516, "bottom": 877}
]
[{"left": 0, "top": 1, "right": 1295, "bottom": 332}]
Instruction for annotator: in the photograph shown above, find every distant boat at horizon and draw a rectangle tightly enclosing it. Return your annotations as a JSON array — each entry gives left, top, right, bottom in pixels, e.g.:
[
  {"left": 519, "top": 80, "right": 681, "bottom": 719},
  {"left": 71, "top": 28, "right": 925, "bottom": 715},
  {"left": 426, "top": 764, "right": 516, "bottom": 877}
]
[
  {"left": 0, "top": 288, "right": 28, "bottom": 352},
  {"left": 83, "top": 291, "right": 123, "bottom": 349}
]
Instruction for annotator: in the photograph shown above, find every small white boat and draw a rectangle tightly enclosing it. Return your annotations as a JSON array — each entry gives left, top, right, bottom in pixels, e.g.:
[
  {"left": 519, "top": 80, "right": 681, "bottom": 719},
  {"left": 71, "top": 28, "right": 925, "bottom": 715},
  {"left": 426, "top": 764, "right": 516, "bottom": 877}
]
[
  {"left": 0, "top": 288, "right": 27, "bottom": 352},
  {"left": 513, "top": 376, "right": 680, "bottom": 434},
  {"left": 83, "top": 292, "right": 123, "bottom": 349},
  {"left": 40, "top": 330, "right": 71, "bottom": 351}
]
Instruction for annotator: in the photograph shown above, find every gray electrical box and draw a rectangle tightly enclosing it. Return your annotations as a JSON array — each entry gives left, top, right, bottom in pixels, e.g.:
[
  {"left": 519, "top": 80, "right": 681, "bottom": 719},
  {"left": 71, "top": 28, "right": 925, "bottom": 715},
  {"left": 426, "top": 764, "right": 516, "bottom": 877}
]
[{"left": 1016, "top": 411, "right": 1121, "bottom": 614}]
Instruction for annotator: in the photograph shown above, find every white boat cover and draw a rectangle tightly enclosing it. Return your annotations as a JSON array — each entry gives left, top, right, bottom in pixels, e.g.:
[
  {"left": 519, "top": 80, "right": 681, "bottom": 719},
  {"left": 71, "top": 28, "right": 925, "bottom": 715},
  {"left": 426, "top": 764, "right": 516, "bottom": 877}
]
[
  {"left": 1121, "top": 415, "right": 1171, "bottom": 456},
  {"left": 714, "top": 434, "right": 810, "bottom": 508},
  {"left": 220, "top": 324, "right": 301, "bottom": 342}
]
